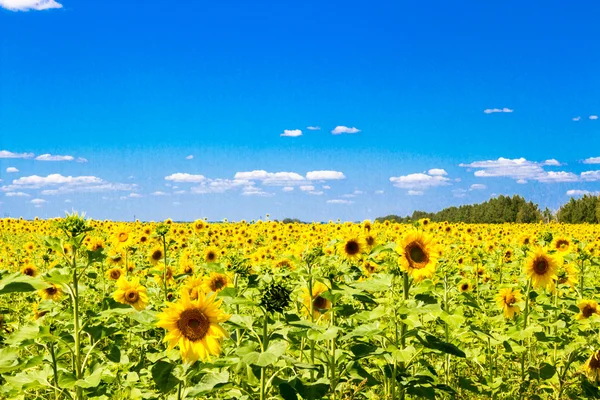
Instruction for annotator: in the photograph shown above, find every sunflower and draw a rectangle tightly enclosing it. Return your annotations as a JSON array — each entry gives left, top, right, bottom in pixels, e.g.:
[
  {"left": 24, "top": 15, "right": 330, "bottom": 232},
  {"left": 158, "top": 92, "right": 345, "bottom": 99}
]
[
  {"left": 202, "top": 273, "right": 231, "bottom": 293},
  {"left": 183, "top": 276, "right": 205, "bottom": 300},
  {"left": 149, "top": 246, "right": 164, "bottom": 265},
  {"left": 115, "top": 228, "right": 131, "bottom": 245},
  {"left": 523, "top": 247, "right": 558, "bottom": 289},
  {"left": 577, "top": 300, "right": 600, "bottom": 320},
  {"left": 496, "top": 287, "right": 522, "bottom": 319},
  {"left": 458, "top": 281, "right": 472, "bottom": 292},
  {"left": 551, "top": 236, "right": 571, "bottom": 253},
  {"left": 156, "top": 290, "right": 230, "bottom": 364},
  {"left": 106, "top": 267, "right": 125, "bottom": 281},
  {"left": 204, "top": 247, "right": 219, "bottom": 263},
  {"left": 113, "top": 277, "right": 148, "bottom": 311},
  {"left": 21, "top": 264, "right": 38, "bottom": 277},
  {"left": 338, "top": 237, "right": 365, "bottom": 261},
  {"left": 193, "top": 219, "right": 205, "bottom": 233},
  {"left": 39, "top": 284, "right": 63, "bottom": 301},
  {"left": 398, "top": 231, "right": 438, "bottom": 282},
  {"left": 107, "top": 249, "right": 124, "bottom": 266},
  {"left": 584, "top": 350, "right": 600, "bottom": 383},
  {"left": 303, "top": 281, "right": 332, "bottom": 321}
]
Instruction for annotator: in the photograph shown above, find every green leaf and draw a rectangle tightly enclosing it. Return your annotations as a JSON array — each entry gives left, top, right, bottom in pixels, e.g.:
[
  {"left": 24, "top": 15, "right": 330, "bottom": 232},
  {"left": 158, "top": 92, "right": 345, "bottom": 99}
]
[
  {"left": 252, "top": 341, "right": 288, "bottom": 367},
  {"left": 75, "top": 366, "right": 104, "bottom": 388},
  {"left": 0, "top": 272, "right": 48, "bottom": 295},
  {"left": 4, "top": 365, "right": 52, "bottom": 390},
  {"left": 279, "top": 382, "right": 299, "bottom": 400},
  {"left": 417, "top": 334, "right": 466, "bottom": 358},
  {"left": 0, "top": 347, "right": 20, "bottom": 373},
  {"left": 187, "top": 371, "right": 230, "bottom": 395},
  {"left": 151, "top": 360, "right": 180, "bottom": 393}
]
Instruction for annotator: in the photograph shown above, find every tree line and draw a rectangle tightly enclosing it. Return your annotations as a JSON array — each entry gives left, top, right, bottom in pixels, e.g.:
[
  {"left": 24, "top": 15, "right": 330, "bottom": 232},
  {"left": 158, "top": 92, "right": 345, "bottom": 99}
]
[{"left": 376, "top": 194, "right": 600, "bottom": 224}]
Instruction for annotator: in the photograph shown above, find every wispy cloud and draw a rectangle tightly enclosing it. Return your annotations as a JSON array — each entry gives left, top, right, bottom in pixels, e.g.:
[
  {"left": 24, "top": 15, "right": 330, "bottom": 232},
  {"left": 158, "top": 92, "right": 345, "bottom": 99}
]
[
  {"left": 306, "top": 126, "right": 321, "bottom": 131},
  {"left": 566, "top": 189, "right": 600, "bottom": 197},
  {"left": 331, "top": 126, "right": 360, "bottom": 135},
  {"left": 390, "top": 172, "right": 451, "bottom": 190},
  {"left": 6, "top": 167, "right": 19, "bottom": 173},
  {"left": 0, "top": 0, "right": 62, "bottom": 11},
  {"left": 186, "top": 155, "right": 194, "bottom": 160},
  {"left": 0, "top": 150, "right": 34, "bottom": 159},
  {"left": 483, "top": 108, "right": 513, "bottom": 114},
  {"left": 280, "top": 129, "right": 302, "bottom": 137},
  {"left": 590, "top": 115, "right": 598, "bottom": 120},
  {"left": 469, "top": 184, "right": 487, "bottom": 190},
  {"left": 407, "top": 190, "right": 424, "bottom": 196},
  {"left": 460, "top": 157, "right": 577, "bottom": 183},
  {"left": 5, "top": 192, "right": 30, "bottom": 197},
  {"left": 35, "top": 154, "right": 75, "bottom": 161},
  {"left": 583, "top": 157, "right": 600, "bottom": 164},
  {"left": 427, "top": 168, "right": 447, "bottom": 176},
  {"left": 572, "top": 116, "right": 581, "bottom": 121},
  {"left": 327, "top": 199, "right": 353, "bottom": 204},
  {"left": 305, "top": 170, "right": 345, "bottom": 180},
  {"left": 165, "top": 173, "right": 206, "bottom": 183}
]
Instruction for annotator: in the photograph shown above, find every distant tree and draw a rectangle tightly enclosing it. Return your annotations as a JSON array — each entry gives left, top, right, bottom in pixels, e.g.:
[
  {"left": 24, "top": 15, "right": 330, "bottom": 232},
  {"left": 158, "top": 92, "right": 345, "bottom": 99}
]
[{"left": 557, "top": 195, "right": 599, "bottom": 223}]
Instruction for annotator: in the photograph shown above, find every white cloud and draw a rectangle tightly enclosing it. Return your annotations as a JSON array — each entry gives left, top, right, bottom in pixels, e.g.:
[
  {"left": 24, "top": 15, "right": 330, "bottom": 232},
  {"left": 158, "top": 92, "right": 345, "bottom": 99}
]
[
  {"left": 543, "top": 159, "right": 561, "bottom": 166},
  {"left": 389, "top": 173, "right": 450, "bottom": 190},
  {"left": 483, "top": 108, "right": 513, "bottom": 114},
  {"left": 0, "top": 0, "right": 62, "bottom": 11},
  {"left": 374, "top": 190, "right": 384, "bottom": 195},
  {"left": 427, "top": 168, "right": 447, "bottom": 176},
  {"left": 30, "top": 198, "right": 47, "bottom": 204},
  {"left": 234, "top": 170, "right": 305, "bottom": 185},
  {"left": 6, "top": 167, "right": 18, "bottom": 173},
  {"left": 306, "top": 126, "right": 321, "bottom": 131},
  {"left": 322, "top": 185, "right": 331, "bottom": 190},
  {"left": 241, "top": 186, "right": 273, "bottom": 196},
  {"left": 566, "top": 190, "right": 600, "bottom": 197},
  {"left": 282, "top": 187, "right": 294, "bottom": 192},
  {"left": 280, "top": 129, "right": 302, "bottom": 137},
  {"left": 517, "top": 179, "right": 528, "bottom": 184},
  {"left": 305, "top": 170, "right": 345, "bottom": 180},
  {"left": 152, "top": 191, "right": 169, "bottom": 196},
  {"left": 573, "top": 116, "right": 581, "bottom": 121},
  {"left": 5, "top": 192, "right": 30, "bottom": 197},
  {"left": 64, "top": 199, "right": 71, "bottom": 203},
  {"left": 590, "top": 115, "right": 598, "bottom": 120},
  {"left": 191, "top": 179, "right": 251, "bottom": 194},
  {"left": 186, "top": 155, "right": 194, "bottom": 160},
  {"left": 407, "top": 190, "right": 424, "bottom": 196},
  {"left": 581, "top": 170, "right": 600, "bottom": 181},
  {"left": 469, "top": 184, "right": 487, "bottom": 190},
  {"left": 308, "top": 191, "right": 324, "bottom": 196},
  {"left": 300, "top": 185, "right": 315, "bottom": 192},
  {"left": 165, "top": 173, "right": 206, "bottom": 183},
  {"left": 331, "top": 126, "right": 360, "bottom": 135},
  {"left": 0, "top": 150, "right": 34, "bottom": 159},
  {"left": 583, "top": 157, "right": 600, "bottom": 164},
  {"left": 76, "top": 157, "right": 88, "bottom": 163},
  {"left": 8, "top": 174, "right": 103, "bottom": 188},
  {"left": 460, "top": 157, "right": 578, "bottom": 183},
  {"left": 341, "top": 194, "right": 356, "bottom": 198},
  {"left": 129, "top": 193, "right": 142, "bottom": 198},
  {"left": 327, "top": 199, "right": 353, "bottom": 204},
  {"left": 35, "top": 154, "right": 75, "bottom": 161},
  {"left": 40, "top": 183, "right": 136, "bottom": 195},
  {"left": 452, "top": 189, "right": 467, "bottom": 198}
]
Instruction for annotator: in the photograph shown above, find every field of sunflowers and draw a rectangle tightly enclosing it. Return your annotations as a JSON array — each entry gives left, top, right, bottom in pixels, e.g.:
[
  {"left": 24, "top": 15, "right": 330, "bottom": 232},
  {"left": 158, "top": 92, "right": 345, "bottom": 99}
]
[{"left": 1, "top": 213, "right": 600, "bottom": 400}]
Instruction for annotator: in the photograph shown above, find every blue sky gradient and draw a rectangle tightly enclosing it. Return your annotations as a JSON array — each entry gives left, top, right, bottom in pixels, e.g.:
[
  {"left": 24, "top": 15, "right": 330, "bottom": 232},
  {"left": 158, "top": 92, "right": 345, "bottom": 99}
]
[{"left": 1, "top": 1, "right": 600, "bottom": 221}]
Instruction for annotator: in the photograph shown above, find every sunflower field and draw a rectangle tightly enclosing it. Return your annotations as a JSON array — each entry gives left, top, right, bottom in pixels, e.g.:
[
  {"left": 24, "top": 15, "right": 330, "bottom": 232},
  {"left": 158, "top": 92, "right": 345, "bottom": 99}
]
[{"left": 1, "top": 213, "right": 600, "bottom": 400}]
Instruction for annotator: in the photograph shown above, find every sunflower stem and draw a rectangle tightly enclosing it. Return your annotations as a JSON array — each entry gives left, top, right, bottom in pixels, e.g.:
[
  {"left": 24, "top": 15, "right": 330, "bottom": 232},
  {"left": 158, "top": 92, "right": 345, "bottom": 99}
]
[
  {"left": 162, "top": 234, "right": 168, "bottom": 302},
  {"left": 49, "top": 342, "right": 60, "bottom": 400},
  {"left": 579, "top": 259, "right": 585, "bottom": 299},
  {"left": 520, "top": 279, "right": 532, "bottom": 388},
  {"left": 399, "top": 272, "right": 410, "bottom": 400},
  {"left": 72, "top": 249, "right": 83, "bottom": 400},
  {"left": 260, "top": 311, "right": 269, "bottom": 400}
]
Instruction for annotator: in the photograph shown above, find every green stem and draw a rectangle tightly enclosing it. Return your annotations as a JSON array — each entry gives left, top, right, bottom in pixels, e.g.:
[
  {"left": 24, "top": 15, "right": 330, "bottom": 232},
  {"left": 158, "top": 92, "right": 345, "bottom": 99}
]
[
  {"left": 177, "top": 380, "right": 183, "bottom": 400},
  {"left": 72, "top": 251, "right": 83, "bottom": 400},
  {"left": 399, "top": 272, "right": 410, "bottom": 400},
  {"left": 162, "top": 235, "right": 168, "bottom": 302},
  {"left": 330, "top": 282, "right": 337, "bottom": 397},
  {"left": 260, "top": 312, "right": 269, "bottom": 400},
  {"left": 579, "top": 259, "right": 585, "bottom": 299},
  {"left": 49, "top": 342, "right": 60, "bottom": 400},
  {"left": 520, "top": 279, "right": 532, "bottom": 385}
]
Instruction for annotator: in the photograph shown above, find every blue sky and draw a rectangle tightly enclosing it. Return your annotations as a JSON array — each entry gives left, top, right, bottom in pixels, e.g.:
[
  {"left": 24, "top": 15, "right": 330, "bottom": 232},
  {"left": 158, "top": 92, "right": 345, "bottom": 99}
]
[{"left": 1, "top": 0, "right": 600, "bottom": 221}]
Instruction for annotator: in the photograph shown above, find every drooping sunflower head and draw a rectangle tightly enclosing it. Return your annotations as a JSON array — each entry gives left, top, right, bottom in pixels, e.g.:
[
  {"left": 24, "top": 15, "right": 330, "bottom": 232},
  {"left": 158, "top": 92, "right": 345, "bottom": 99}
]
[
  {"left": 303, "top": 281, "right": 332, "bottom": 321},
  {"left": 156, "top": 290, "right": 230, "bottom": 364},
  {"left": 585, "top": 350, "right": 600, "bottom": 383},
  {"left": 577, "top": 300, "right": 600, "bottom": 320},
  {"left": 398, "top": 231, "right": 438, "bottom": 282},
  {"left": 496, "top": 287, "right": 522, "bottom": 319},
  {"left": 524, "top": 247, "right": 558, "bottom": 289}
]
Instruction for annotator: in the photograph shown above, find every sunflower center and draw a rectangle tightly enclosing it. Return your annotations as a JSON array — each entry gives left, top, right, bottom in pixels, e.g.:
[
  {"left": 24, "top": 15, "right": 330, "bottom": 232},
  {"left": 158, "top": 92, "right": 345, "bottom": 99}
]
[
  {"left": 152, "top": 250, "right": 163, "bottom": 261},
  {"left": 555, "top": 240, "right": 569, "bottom": 250},
  {"left": 24, "top": 268, "right": 35, "bottom": 276},
  {"left": 461, "top": 284, "right": 469, "bottom": 291},
  {"left": 110, "top": 270, "right": 121, "bottom": 279},
  {"left": 126, "top": 290, "right": 139, "bottom": 303},
  {"left": 365, "top": 236, "right": 375, "bottom": 246},
  {"left": 118, "top": 232, "right": 128, "bottom": 242},
  {"left": 211, "top": 277, "right": 226, "bottom": 291},
  {"left": 407, "top": 243, "right": 428, "bottom": 266},
  {"left": 177, "top": 308, "right": 210, "bottom": 342},
  {"left": 583, "top": 305, "right": 596, "bottom": 318},
  {"left": 345, "top": 240, "right": 360, "bottom": 256},
  {"left": 590, "top": 353, "right": 600, "bottom": 370},
  {"left": 46, "top": 287, "right": 57, "bottom": 295},
  {"left": 533, "top": 257, "right": 549, "bottom": 275},
  {"left": 313, "top": 296, "right": 329, "bottom": 310},
  {"left": 505, "top": 294, "right": 516, "bottom": 306},
  {"left": 207, "top": 252, "right": 216, "bottom": 261}
]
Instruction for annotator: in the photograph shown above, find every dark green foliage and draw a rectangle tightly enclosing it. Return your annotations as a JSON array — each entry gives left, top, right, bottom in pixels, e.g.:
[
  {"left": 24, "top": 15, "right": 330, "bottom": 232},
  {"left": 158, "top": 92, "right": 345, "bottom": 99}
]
[{"left": 557, "top": 194, "right": 600, "bottom": 224}]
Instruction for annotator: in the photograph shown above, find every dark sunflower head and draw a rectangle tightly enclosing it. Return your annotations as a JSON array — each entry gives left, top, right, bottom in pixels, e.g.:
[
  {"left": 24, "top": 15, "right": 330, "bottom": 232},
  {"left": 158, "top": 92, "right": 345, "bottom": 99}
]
[{"left": 260, "top": 281, "right": 292, "bottom": 314}]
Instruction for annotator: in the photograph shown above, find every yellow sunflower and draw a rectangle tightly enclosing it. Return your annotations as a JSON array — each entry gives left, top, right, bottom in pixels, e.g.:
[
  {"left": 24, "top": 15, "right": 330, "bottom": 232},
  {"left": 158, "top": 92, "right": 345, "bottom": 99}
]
[
  {"left": 584, "top": 350, "right": 600, "bottom": 383},
  {"left": 21, "top": 264, "right": 38, "bottom": 277},
  {"left": 113, "top": 277, "right": 149, "bottom": 311},
  {"left": 39, "top": 284, "right": 63, "bottom": 301},
  {"left": 577, "top": 300, "right": 600, "bottom": 320},
  {"left": 302, "top": 281, "right": 332, "bottom": 321},
  {"left": 204, "top": 247, "right": 219, "bottom": 263},
  {"left": 496, "top": 287, "right": 522, "bottom": 319},
  {"left": 202, "top": 273, "right": 231, "bottom": 293},
  {"left": 398, "top": 231, "right": 438, "bottom": 282},
  {"left": 337, "top": 236, "right": 365, "bottom": 261},
  {"left": 156, "top": 290, "right": 230, "bottom": 364},
  {"left": 458, "top": 281, "right": 472, "bottom": 292},
  {"left": 523, "top": 247, "right": 558, "bottom": 289},
  {"left": 551, "top": 236, "right": 571, "bottom": 253},
  {"left": 183, "top": 276, "right": 205, "bottom": 300},
  {"left": 106, "top": 267, "right": 125, "bottom": 281},
  {"left": 149, "top": 246, "right": 164, "bottom": 265}
]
